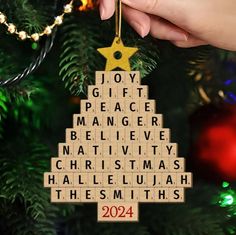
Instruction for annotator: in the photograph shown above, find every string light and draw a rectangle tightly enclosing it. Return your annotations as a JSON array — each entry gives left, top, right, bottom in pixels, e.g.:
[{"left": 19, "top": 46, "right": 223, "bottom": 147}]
[{"left": 0, "top": 0, "right": 74, "bottom": 42}]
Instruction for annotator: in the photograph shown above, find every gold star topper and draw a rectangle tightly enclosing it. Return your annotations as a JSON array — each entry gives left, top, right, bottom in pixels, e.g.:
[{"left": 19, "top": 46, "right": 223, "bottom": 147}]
[
  {"left": 97, "top": 37, "right": 138, "bottom": 71},
  {"left": 97, "top": 0, "right": 138, "bottom": 71}
]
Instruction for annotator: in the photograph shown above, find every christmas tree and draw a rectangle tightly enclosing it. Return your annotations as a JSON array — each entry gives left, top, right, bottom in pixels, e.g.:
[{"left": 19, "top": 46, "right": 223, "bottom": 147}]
[{"left": 0, "top": 0, "right": 236, "bottom": 234}]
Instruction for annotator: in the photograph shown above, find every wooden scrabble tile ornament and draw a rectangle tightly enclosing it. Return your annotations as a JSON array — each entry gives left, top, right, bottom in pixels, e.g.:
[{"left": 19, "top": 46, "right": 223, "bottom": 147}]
[{"left": 44, "top": 0, "right": 192, "bottom": 222}]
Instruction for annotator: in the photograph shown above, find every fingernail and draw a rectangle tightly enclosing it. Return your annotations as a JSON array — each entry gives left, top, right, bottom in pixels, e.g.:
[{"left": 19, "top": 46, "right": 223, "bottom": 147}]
[
  {"left": 100, "top": 4, "right": 106, "bottom": 20},
  {"left": 168, "top": 31, "right": 188, "bottom": 41},
  {"left": 130, "top": 21, "right": 148, "bottom": 38}
]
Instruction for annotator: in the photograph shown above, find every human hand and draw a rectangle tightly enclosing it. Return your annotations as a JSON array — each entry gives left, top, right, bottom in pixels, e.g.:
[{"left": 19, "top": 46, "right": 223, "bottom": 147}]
[{"left": 99, "top": 0, "right": 236, "bottom": 51}]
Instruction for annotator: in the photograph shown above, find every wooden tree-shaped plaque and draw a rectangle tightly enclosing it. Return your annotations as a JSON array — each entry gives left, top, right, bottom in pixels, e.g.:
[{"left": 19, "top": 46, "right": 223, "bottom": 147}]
[{"left": 44, "top": 71, "right": 193, "bottom": 222}]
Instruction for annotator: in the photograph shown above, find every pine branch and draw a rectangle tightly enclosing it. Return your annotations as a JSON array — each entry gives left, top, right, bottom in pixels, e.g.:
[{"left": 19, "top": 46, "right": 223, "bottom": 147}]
[
  {"left": 0, "top": 0, "right": 52, "bottom": 34},
  {"left": 60, "top": 12, "right": 102, "bottom": 96},
  {"left": 60, "top": 12, "right": 160, "bottom": 96},
  {"left": 123, "top": 24, "right": 160, "bottom": 77},
  {"left": 0, "top": 140, "right": 58, "bottom": 235},
  {"left": 0, "top": 89, "right": 8, "bottom": 138}
]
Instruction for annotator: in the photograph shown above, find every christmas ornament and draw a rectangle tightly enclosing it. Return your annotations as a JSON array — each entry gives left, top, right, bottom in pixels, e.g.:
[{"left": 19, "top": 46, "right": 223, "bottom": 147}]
[
  {"left": 190, "top": 103, "right": 236, "bottom": 181},
  {"left": 44, "top": 0, "right": 192, "bottom": 222}
]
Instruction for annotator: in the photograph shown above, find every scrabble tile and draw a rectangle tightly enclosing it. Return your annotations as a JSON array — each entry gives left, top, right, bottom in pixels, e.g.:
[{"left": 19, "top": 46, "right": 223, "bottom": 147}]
[
  {"left": 44, "top": 172, "right": 58, "bottom": 187},
  {"left": 74, "top": 173, "right": 88, "bottom": 187},
  {"left": 96, "top": 188, "right": 111, "bottom": 202},
  {"left": 65, "top": 158, "right": 80, "bottom": 171},
  {"left": 155, "top": 159, "right": 169, "bottom": 172},
  {"left": 80, "top": 188, "right": 97, "bottom": 202},
  {"left": 58, "top": 143, "right": 73, "bottom": 157},
  {"left": 96, "top": 157, "right": 110, "bottom": 172},
  {"left": 117, "top": 85, "right": 133, "bottom": 99},
  {"left": 132, "top": 173, "right": 147, "bottom": 187},
  {"left": 139, "top": 128, "right": 155, "bottom": 143},
  {"left": 140, "top": 158, "right": 154, "bottom": 172},
  {"left": 169, "top": 188, "right": 185, "bottom": 202},
  {"left": 162, "top": 173, "right": 177, "bottom": 187},
  {"left": 51, "top": 158, "right": 66, "bottom": 172},
  {"left": 80, "top": 99, "right": 96, "bottom": 113},
  {"left": 88, "top": 142, "right": 103, "bottom": 158},
  {"left": 102, "top": 85, "right": 118, "bottom": 99},
  {"left": 110, "top": 158, "right": 125, "bottom": 171},
  {"left": 110, "top": 128, "right": 125, "bottom": 143},
  {"left": 155, "top": 128, "right": 170, "bottom": 142},
  {"left": 102, "top": 142, "right": 117, "bottom": 157},
  {"left": 117, "top": 173, "right": 132, "bottom": 187},
  {"left": 110, "top": 99, "right": 124, "bottom": 113},
  {"left": 51, "top": 188, "right": 66, "bottom": 202},
  {"left": 125, "top": 71, "right": 140, "bottom": 85},
  {"left": 117, "top": 113, "right": 132, "bottom": 128},
  {"left": 58, "top": 173, "right": 74, "bottom": 187},
  {"left": 87, "top": 173, "right": 103, "bottom": 187},
  {"left": 125, "top": 99, "right": 139, "bottom": 113},
  {"left": 124, "top": 188, "right": 139, "bottom": 202},
  {"left": 66, "top": 128, "right": 79, "bottom": 143},
  {"left": 118, "top": 143, "right": 132, "bottom": 157},
  {"left": 139, "top": 188, "right": 155, "bottom": 202},
  {"left": 110, "top": 188, "right": 125, "bottom": 202},
  {"left": 169, "top": 158, "right": 185, "bottom": 172},
  {"left": 103, "top": 173, "right": 118, "bottom": 187},
  {"left": 162, "top": 143, "right": 178, "bottom": 157},
  {"left": 133, "top": 85, "right": 148, "bottom": 99},
  {"left": 97, "top": 99, "right": 111, "bottom": 113},
  {"left": 65, "top": 188, "right": 81, "bottom": 202},
  {"left": 80, "top": 157, "right": 96, "bottom": 172},
  {"left": 88, "top": 85, "right": 103, "bottom": 99},
  {"left": 73, "top": 143, "right": 87, "bottom": 157},
  {"left": 95, "top": 71, "right": 110, "bottom": 85},
  {"left": 134, "top": 114, "right": 147, "bottom": 127},
  {"left": 102, "top": 114, "right": 117, "bottom": 127},
  {"left": 125, "top": 158, "right": 139, "bottom": 172},
  {"left": 140, "top": 100, "right": 156, "bottom": 113},
  {"left": 154, "top": 188, "right": 169, "bottom": 202},
  {"left": 176, "top": 173, "right": 193, "bottom": 188},
  {"left": 147, "top": 173, "right": 162, "bottom": 187},
  {"left": 146, "top": 143, "right": 161, "bottom": 157},
  {"left": 110, "top": 71, "right": 125, "bottom": 85},
  {"left": 73, "top": 114, "right": 87, "bottom": 127},
  {"left": 133, "top": 143, "right": 147, "bottom": 157},
  {"left": 146, "top": 114, "right": 163, "bottom": 128}
]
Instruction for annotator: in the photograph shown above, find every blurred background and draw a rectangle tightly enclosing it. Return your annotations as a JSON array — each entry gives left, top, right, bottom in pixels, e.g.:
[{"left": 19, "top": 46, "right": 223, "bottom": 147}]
[{"left": 1, "top": 0, "right": 236, "bottom": 234}]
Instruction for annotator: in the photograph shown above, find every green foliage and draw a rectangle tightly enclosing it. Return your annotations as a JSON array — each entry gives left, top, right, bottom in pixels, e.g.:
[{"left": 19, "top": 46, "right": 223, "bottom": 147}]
[
  {"left": 0, "top": 0, "right": 53, "bottom": 34},
  {"left": 60, "top": 12, "right": 160, "bottom": 96},
  {"left": 0, "top": 89, "right": 8, "bottom": 138},
  {"left": 0, "top": 78, "right": 51, "bottom": 138},
  {"left": 144, "top": 205, "right": 225, "bottom": 235},
  {"left": 124, "top": 26, "right": 159, "bottom": 77},
  {"left": 0, "top": 141, "right": 59, "bottom": 235},
  {"left": 60, "top": 13, "right": 102, "bottom": 96}
]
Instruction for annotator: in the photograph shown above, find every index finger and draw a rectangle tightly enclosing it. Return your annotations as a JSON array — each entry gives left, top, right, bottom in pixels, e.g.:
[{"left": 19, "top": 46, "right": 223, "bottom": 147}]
[
  {"left": 122, "top": 0, "right": 191, "bottom": 26},
  {"left": 100, "top": 0, "right": 115, "bottom": 20}
]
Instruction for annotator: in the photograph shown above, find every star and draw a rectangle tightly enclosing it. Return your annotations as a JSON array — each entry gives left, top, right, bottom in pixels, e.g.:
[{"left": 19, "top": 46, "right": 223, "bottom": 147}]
[{"left": 97, "top": 37, "right": 138, "bottom": 71}]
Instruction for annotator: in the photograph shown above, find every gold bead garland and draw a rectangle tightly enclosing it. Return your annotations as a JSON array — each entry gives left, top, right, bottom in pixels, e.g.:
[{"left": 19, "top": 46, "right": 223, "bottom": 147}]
[{"left": 0, "top": 0, "right": 74, "bottom": 41}]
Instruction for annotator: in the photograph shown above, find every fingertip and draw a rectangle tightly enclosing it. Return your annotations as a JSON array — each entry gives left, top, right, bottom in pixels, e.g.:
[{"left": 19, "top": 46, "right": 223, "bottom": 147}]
[
  {"left": 99, "top": 0, "right": 115, "bottom": 20},
  {"left": 123, "top": 5, "right": 151, "bottom": 37}
]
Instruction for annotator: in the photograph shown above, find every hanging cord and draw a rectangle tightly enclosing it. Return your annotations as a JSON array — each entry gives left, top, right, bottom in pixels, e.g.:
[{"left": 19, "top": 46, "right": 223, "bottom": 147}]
[
  {"left": 115, "top": 0, "right": 122, "bottom": 43},
  {"left": 0, "top": 0, "right": 59, "bottom": 87}
]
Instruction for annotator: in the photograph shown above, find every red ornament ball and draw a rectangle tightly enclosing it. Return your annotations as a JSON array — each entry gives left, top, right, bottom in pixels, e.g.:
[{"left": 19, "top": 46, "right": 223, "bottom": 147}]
[{"left": 190, "top": 103, "right": 236, "bottom": 182}]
